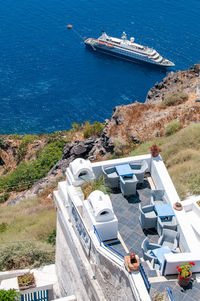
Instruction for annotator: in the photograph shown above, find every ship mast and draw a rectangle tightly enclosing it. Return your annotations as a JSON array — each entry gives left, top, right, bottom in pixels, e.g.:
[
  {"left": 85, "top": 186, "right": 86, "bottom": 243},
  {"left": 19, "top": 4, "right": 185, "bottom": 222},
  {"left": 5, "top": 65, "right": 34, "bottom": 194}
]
[{"left": 121, "top": 31, "right": 127, "bottom": 41}]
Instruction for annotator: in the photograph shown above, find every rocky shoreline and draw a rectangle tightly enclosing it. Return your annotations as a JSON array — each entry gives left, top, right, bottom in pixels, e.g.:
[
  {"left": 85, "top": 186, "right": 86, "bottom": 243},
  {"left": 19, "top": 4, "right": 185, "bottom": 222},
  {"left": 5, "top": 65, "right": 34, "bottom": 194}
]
[{"left": 1, "top": 64, "right": 200, "bottom": 204}]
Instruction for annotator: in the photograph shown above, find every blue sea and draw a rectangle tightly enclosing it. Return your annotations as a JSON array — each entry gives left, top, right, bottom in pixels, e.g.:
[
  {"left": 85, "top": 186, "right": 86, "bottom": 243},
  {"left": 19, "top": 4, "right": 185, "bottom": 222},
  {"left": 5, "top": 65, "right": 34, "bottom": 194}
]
[{"left": 0, "top": 0, "right": 200, "bottom": 134}]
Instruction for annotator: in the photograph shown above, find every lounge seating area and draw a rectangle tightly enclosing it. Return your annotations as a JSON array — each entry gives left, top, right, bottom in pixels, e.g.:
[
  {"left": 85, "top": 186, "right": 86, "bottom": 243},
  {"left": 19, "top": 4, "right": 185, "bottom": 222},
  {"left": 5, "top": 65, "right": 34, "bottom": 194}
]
[
  {"left": 102, "top": 160, "right": 148, "bottom": 196},
  {"left": 138, "top": 197, "right": 180, "bottom": 269},
  {"left": 101, "top": 159, "right": 181, "bottom": 272}
]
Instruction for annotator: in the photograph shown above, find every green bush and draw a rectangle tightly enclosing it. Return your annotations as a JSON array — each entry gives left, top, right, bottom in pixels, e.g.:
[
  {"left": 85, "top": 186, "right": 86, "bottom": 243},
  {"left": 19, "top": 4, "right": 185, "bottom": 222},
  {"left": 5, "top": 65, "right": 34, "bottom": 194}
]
[
  {"left": 0, "top": 138, "right": 6, "bottom": 148},
  {"left": 0, "top": 192, "right": 10, "bottom": 203},
  {"left": 0, "top": 289, "right": 20, "bottom": 301},
  {"left": 71, "top": 122, "right": 81, "bottom": 131},
  {"left": 0, "top": 222, "right": 8, "bottom": 233},
  {"left": 0, "top": 139, "right": 66, "bottom": 192},
  {"left": 161, "top": 92, "right": 188, "bottom": 107},
  {"left": 81, "top": 176, "right": 111, "bottom": 199},
  {"left": 83, "top": 122, "right": 105, "bottom": 138},
  {"left": 165, "top": 120, "right": 181, "bottom": 136},
  {"left": 16, "top": 135, "right": 36, "bottom": 163},
  {"left": 113, "top": 137, "right": 127, "bottom": 156},
  {"left": 0, "top": 241, "right": 54, "bottom": 271},
  {"left": 47, "top": 229, "right": 56, "bottom": 245}
]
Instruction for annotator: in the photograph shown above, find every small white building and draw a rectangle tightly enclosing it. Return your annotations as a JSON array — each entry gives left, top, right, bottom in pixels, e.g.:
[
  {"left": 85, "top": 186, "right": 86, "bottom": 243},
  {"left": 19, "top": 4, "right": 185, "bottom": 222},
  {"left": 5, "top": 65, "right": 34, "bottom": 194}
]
[
  {"left": 84, "top": 190, "right": 118, "bottom": 241},
  {"left": 66, "top": 158, "right": 95, "bottom": 186}
]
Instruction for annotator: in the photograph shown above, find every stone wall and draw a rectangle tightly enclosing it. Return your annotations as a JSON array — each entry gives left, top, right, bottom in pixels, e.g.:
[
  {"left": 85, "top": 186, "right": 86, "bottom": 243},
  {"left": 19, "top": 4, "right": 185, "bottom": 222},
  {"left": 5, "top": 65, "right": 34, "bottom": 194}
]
[{"left": 55, "top": 198, "right": 136, "bottom": 301}]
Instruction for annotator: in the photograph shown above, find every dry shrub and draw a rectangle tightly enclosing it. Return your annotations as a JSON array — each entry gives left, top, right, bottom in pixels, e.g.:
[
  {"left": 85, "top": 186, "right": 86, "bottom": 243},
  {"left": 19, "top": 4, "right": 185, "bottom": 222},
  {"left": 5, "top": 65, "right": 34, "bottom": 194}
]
[
  {"left": 81, "top": 177, "right": 111, "bottom": 199},
  {"left": 113, "top": 137, "right": 128, "bottom": 156},
  {"left": 165, "top": 120, "right": 181, "bottom": 136},
  {"left": 0, "top": 241, "right": 54, "bottom": 271},
  {"left": 161, "top": 91, "right": 188, "bottom": 107}
]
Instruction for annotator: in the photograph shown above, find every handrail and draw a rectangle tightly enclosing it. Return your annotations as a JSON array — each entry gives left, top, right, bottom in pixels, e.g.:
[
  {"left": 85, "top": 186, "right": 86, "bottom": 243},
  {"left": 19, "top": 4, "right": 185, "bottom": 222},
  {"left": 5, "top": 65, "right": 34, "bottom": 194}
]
[
  {"left": 93, "top": 226, "right": 124, "bottom": 260},
  {"left": 166, "top": 287, "right": 174, "bottom": 301},
  {"left": 139, "top": 263, "right": 151, "bottom": 293}
]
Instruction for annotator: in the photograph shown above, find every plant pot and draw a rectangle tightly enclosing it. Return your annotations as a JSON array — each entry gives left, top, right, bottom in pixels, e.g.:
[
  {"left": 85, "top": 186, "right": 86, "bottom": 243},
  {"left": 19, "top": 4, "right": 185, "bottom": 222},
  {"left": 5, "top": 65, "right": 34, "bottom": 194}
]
[
  {"left": 18, "top": 272, "right": 36, "bottom": 291},
  {"left": 178, "top": 274, "right": 192, "bottom": 287},
  {"left": 151, "top": 151, "right": 159, "bottom": 158},
  {"left": 173, "top": 202, "right": 183, "bottom": 211}
]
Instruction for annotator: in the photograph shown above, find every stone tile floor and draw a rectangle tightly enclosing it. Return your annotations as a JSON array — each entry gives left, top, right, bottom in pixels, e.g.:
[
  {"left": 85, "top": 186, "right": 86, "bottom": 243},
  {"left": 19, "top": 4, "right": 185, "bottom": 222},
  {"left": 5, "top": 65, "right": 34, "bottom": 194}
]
[
  {"left": 109, "top": 178, "right": 200, "bottom": 301},
  {"left": 110, "top": 179, "right": 159, "bottom": 258},
  {"left": 151, "top": 279, "right": 200, "bottom": 301}
]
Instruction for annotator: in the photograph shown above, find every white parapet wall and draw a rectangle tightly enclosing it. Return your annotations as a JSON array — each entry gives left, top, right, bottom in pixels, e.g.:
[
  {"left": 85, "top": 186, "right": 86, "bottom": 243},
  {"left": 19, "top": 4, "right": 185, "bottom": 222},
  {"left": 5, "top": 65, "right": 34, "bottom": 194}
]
[
  {"left": 54, "top": 155, "right": 152, "bottom": 301},
  {"left": 162, "top": 252, "right": 200, "bottom": 276},
  {"left": 91, "top": 154, "right": 151, "bottom": 178},
  {"left": 151, "top": 156, "right": 200, "bottom": 274},
  {"left": 52, "top": 296, "right": 77, "bottom": 301}
]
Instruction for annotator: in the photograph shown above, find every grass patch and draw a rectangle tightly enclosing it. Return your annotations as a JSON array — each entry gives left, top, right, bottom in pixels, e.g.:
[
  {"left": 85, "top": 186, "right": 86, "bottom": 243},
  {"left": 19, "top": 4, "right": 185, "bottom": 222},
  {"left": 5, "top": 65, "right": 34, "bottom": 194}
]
[
  {"left": 0, "top": 241, "right": 54, "bottom": 271},
  {"left": 83, "top": 121, "right": 105, "bottom": 138},
  {"left": 16, "top": 135, "right": 36, "bottom": 163},
  {"left": 0, "top": 192, "right": 10, "bottom": 203},
  {"left": 0, "top": 196, "right": 56, "bottom": 270},
  {"left": 0, "top": 139, "right": 66, "bottom": 192},
  {"left": 161, "top": 91, "right": 188, "bottom": 107},
  {"left": 81, "top": 177, "right": 111, "bottom": 199},
  {"left": 0, "top": 197, "right": 56, "bottom": 243},
  {"left": 129, "top": 123, "right": 200, "bottom": 199},
  {"left": 165, "top": 120, "right": 181, "bottom": 136}
]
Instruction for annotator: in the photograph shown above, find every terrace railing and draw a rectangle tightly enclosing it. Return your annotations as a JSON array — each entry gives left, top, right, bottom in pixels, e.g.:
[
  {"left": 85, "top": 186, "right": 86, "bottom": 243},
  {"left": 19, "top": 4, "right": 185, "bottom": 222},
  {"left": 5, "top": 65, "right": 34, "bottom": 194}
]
[
  {"left": 93, "top": 226, "right": 124, "bottom": 261},
  {"left": 21, "top": 290, "right": 48, "bottom": 301},
  {"left": 166, "top": 287, "right": 174, "bottom": 301},
  {"left": 139, "top": 263, "right": 151, "bottom": 293}
]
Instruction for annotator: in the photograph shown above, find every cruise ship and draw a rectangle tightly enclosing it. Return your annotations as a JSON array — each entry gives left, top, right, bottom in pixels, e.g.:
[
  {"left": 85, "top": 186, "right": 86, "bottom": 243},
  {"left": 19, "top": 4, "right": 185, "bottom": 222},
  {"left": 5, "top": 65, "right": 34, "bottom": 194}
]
[{"left": 85, "top": 31, "right": 175, "bottom": 67}]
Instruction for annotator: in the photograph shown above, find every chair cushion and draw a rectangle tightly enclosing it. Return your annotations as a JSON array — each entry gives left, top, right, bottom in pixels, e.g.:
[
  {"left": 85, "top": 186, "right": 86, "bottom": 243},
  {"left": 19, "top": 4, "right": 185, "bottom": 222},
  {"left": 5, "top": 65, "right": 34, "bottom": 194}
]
[
  {"left": 108, "top": 172, "right": 118, "bottom": 179},
  {"left": 162, "top": 241, "right": 174, "bottom": 249},
  {"left": 145, "top": 211, "right": 156, "bottom": 218}
]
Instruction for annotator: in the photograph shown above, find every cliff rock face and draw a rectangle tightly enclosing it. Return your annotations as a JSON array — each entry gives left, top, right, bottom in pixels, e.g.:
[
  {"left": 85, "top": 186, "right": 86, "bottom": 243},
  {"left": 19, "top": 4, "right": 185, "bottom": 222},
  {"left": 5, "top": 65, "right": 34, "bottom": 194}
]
[
  {"left": 103, "top": 64, "right": 200, "bottom": 142},
  {"left": 146, "top": 64, "right": 200, "bottom": 104}
]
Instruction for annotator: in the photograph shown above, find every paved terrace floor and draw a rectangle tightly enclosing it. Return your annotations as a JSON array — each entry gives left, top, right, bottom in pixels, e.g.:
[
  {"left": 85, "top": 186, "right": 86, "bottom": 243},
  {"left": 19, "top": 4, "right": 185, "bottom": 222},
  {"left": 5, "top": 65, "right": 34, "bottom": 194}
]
[
  {"left": 109, "top": 177, "right": 200, "bottom": 301},
  {"left": 110, "top": 178, "right": 159, "bottom": 257}
]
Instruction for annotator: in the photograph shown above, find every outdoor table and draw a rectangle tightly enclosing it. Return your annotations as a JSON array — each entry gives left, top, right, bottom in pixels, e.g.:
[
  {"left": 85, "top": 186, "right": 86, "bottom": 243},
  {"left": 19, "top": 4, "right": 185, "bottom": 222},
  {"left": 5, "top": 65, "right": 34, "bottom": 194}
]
[
  {"left": 115, "top": 163, "right": 134, "bottom": 178},
  {"left": 151, "top": 246, "right": 172, "bottom": 266},
  {"left": 154, "top": 204, "right": 175, "bottom": 221}
]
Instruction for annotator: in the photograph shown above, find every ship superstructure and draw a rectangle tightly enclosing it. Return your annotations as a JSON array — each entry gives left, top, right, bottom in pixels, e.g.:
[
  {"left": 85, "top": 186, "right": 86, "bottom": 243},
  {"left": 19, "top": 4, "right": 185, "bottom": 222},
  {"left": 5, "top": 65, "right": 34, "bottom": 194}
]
[{"left": 85, "top": 31, "right": 174, "bottom": 67}]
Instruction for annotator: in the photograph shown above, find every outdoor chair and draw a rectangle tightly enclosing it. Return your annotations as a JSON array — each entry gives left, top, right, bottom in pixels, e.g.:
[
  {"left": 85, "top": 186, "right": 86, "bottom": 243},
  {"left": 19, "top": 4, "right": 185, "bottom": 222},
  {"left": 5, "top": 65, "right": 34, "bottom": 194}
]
[
  {"left": 102, "top": 166, "right": 119, "bottom": 189},
  {"left": 157, "top": 216, "right": 178, "bottom": 236},
  {"left": 141, "top": 237, "right": 161, "bottom": 261},
  {"left": 151, "top": 257, "right": 160, "bottom": 270},
  {"left": 150, "top": 190, "right": 166, "bottom": 206},
  {"left": 119, "top": 175, "right": 138, "bottom": 197},
  {"left": 158, "top": 229, "right": 179, "bottom": 251},
  {"left": 139, "top": 204, "right": 157, "bottom": 229},
  {"left": 129, "top": 160, "right": 148, "bottom": 183}
]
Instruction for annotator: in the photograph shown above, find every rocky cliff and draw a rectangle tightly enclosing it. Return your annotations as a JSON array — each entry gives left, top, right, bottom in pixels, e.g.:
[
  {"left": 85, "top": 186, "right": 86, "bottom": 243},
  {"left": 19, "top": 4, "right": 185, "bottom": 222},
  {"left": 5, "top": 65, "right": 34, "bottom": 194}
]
[{"left": 1, "top": 64, "right": 200, "bottom": 203}]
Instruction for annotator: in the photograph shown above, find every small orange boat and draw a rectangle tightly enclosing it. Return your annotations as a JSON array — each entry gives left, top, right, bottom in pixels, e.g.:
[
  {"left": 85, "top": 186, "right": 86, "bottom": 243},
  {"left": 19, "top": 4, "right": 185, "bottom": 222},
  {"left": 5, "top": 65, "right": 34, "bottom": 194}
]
[
  {"left": 67, "top": 24, "right": 72, "bottom": 29},
  {"left": 98, "top": 41, "right": 105, "bottom": 45}
]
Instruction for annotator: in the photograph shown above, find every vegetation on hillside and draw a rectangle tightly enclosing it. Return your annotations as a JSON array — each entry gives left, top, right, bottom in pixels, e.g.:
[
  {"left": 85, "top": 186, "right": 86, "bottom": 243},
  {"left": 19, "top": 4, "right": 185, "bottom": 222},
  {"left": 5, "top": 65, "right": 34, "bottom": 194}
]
[
  {"left": 161, "top": 91, "right": 188, "bottom": 107},
  {"left": 0, "top": 188, "right": 57, "bottom": 270},
  {"left": 81, "top": 177, "right": 111, "bottom": 199},
  {"left": 165, "top": 120, "right": 181, "bottom": 136},
  {"left": 0, "top": 139, "right": 65, "bottom": 193},
  {"left": 129, "top": 123, "right": 200, "bottom": 199}
]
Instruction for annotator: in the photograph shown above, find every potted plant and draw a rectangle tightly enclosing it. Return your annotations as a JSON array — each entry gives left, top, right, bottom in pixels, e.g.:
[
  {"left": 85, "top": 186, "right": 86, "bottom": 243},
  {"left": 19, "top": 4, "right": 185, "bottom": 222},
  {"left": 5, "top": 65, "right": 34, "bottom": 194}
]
[
  {"left": 18, "top": 272, "right": 36, "bottom": 290},
  {"left": 196, "top": 200, "right": 200, "bottom": 207},
  {"left": 177, "top": 262, "right": 195, "bottom": 287},
  {"left": 173, "top": 201, "right": 183, "bottom": 211},
  {"left": 150, "top": 144, "right": 162, "bottom": 158}
]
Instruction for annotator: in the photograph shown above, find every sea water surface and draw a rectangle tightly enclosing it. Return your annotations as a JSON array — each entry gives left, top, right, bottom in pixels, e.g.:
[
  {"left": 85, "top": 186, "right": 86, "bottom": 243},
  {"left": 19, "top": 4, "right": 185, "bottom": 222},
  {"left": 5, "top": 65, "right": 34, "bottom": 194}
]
[{"left": 0, "top": 0, "right": 200, "bottom": 134}]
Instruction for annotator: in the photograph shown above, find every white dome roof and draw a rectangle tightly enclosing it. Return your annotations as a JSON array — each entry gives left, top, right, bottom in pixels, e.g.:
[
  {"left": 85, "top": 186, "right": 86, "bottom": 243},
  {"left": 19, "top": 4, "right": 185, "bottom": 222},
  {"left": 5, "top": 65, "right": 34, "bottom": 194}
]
[{"left": 88, "top": 190, "right": 114, "bottom": 222}]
